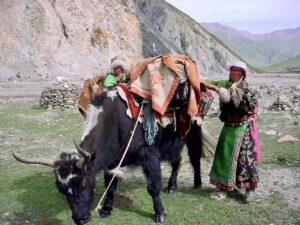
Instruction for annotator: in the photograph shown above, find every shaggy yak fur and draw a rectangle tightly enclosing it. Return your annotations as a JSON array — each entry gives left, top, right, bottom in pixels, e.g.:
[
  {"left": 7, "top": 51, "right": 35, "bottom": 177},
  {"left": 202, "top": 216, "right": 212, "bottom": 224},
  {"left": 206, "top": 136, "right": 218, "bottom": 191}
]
[{"left": 15, "top": 88, "right": 203, "bottom": 225}]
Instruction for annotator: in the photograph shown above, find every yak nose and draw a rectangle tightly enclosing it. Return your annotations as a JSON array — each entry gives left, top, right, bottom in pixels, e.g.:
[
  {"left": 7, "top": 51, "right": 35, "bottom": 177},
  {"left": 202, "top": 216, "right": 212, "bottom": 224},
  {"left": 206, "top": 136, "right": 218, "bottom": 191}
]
[{"left": 72, "top": 212, "right": 92, "bottom": 225}]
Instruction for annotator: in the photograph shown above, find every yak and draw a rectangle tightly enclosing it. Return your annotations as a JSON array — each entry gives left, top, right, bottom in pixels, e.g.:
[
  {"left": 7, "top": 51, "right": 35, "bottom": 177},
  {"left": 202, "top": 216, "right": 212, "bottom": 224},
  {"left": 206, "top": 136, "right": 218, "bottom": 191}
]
[{"left": 13, "top": 88, "right": 204, "bottom": 225}]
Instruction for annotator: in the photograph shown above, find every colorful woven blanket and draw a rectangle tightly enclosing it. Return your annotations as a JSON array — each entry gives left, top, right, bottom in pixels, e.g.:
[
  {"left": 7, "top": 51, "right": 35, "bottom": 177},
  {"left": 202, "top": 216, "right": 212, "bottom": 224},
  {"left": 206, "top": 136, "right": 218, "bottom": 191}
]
[{"left": 130, "top": 54, "right": 204, "bottom": 117}]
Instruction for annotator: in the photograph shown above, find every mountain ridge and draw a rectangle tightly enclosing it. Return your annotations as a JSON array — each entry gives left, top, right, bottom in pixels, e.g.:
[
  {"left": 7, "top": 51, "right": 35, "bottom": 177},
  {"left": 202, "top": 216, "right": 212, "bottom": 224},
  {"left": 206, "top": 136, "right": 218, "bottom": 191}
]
[
  {"left": 264, "top": 54, "right": 300, "bottom": 73},
  {"left": 202, "top": 22, "right": 300, "bottom": 37},
  {"left": 125, "top": 0, "right": 238, "bottom": 75},
  {"left": 201, "top": 22, "right": 300, "bottom": 69}
]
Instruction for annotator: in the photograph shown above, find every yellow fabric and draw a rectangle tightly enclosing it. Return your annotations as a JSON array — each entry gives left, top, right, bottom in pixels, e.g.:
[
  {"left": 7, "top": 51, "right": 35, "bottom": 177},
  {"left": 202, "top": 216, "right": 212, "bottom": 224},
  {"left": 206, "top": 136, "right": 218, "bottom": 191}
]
[{"left": 77, "top": 76, "right": 104, "bottom": 117}]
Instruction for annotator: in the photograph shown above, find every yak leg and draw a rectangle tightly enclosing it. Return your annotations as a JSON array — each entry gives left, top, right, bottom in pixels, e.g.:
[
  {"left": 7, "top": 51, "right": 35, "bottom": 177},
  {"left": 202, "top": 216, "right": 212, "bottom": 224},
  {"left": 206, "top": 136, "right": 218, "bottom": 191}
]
[
  {"left": 186, "top": 124, "right": 202, "bottom": 188},
  {"left": 98, "top": 171, "right": 119, "bottom": 218},
  {"left": 142, "top": 151, "right": 165, "bottom": 223},
  {"left": 167, "top": 155, "right": 181, "bottom": 194}
]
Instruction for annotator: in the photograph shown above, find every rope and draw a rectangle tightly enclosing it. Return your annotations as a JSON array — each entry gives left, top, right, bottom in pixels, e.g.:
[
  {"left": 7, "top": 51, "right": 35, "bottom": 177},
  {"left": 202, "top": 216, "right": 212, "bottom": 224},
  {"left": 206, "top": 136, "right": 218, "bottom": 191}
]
[
  {"left": 142, "top": 100, "right": 159, "bottom": 145},
  {"left": 92, "top": 104, "right": 144, "bottom": 219}
]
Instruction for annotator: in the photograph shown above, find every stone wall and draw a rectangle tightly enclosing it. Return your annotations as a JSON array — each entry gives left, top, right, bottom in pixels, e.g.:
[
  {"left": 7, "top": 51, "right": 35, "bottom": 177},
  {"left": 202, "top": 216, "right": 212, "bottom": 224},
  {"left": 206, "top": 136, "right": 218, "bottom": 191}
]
[{"left": 39, "top": 78, "right": 81, "bottom": 109}]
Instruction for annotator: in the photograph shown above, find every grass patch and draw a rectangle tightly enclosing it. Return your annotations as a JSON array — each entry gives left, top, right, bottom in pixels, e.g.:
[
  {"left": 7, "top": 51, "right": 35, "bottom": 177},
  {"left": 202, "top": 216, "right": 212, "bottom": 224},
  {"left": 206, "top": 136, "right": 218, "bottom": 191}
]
[
  {"left": 256, "top": 112, "right": 300, "bottom": 168},
  {"left": 0, "top": 102, "right": 83, "bottom": 140},
  {"left": 0, "top": 102, "right": 299, "bottom": 224}
]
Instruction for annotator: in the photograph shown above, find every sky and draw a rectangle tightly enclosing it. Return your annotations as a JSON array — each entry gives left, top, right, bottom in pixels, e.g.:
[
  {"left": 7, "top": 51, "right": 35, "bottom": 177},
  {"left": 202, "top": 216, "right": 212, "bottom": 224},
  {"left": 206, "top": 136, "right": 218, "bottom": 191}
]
[{"left": 165, "top": 0, "right": 300, "bottom": 34}]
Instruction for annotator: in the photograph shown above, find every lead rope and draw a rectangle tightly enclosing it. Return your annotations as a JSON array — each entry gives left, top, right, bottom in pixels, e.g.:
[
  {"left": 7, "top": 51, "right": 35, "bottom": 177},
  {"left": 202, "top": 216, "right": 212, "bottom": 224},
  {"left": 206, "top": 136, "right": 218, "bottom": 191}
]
[{"left": 92, "top": 104, "right": 144, "bottom": 219}]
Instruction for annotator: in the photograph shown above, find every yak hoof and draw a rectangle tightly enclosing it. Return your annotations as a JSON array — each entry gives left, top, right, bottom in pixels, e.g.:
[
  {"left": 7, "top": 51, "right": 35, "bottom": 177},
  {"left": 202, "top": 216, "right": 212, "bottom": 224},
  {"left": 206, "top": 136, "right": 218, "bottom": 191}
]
[
  {"left": 194, "top": 183, "right": 202, "bottom": 189},
  {"left": 167, "top": 188, "right": 175, "bottom": 194},
  {"left": 155, "top": 213, "right": 165, "bottom": 223},
  {"left": 167, "top": 183, "right": 177, "bottom": 194},
  {"left": 98, "top": 209, "right": 111, "bottom": 218}
]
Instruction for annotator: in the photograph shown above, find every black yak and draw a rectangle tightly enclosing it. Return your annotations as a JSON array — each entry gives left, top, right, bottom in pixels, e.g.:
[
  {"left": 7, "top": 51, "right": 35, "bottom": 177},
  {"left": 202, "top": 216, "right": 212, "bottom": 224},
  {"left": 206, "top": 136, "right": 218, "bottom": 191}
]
[{"left": 13, "top": 88, "right": 204, "bottom": 224}]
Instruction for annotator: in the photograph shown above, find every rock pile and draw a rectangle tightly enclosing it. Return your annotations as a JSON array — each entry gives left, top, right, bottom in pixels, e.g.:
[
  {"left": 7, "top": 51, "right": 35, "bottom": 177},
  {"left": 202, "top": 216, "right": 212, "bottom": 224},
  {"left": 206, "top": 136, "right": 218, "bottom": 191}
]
[
  {"left": 39, "top": 78, "right": 82, "bottom": 109},
  {"left": 291, "top": 85, "right": 300, "bottom": 113},
  {"left": 268, "top": 95, "right": 292, "bottom": 111},
  {"left": 253, "top": 84, "right": 300, "bottom": 113}
]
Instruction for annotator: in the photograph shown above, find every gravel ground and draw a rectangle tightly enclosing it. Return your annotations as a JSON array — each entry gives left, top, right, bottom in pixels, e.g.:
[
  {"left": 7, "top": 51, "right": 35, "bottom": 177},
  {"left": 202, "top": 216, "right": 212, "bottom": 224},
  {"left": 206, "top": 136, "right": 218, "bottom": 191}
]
[{"left": 0, "top": 74, "right": 299, "bottom": 211}]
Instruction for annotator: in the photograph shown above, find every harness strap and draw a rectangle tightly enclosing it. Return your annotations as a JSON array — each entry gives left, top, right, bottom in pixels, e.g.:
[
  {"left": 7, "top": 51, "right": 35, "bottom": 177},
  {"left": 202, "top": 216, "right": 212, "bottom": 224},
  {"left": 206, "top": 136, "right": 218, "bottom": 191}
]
[
  {"left": 117, "top": 83, "right": 140, "bottom": 117},
  {"left": 142, "top": 99, "right": 159, "bottom": 145}
]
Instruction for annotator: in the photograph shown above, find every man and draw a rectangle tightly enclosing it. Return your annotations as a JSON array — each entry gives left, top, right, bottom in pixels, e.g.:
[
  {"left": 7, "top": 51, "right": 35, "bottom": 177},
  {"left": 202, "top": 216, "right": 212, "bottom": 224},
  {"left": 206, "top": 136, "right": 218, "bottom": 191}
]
[
  {"left": 102, "top": 56, "right": 129, "bottom": 88},
  {"left": 78, "top": 56, "right": 129, "bottom": 117}
]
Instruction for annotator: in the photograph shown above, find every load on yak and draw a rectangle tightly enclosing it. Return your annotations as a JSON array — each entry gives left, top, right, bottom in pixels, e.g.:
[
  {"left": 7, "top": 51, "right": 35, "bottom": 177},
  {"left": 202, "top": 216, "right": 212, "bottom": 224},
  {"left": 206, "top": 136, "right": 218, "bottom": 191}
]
[{"left": 13, "top": 54, "right": 214, "bottom": 224}]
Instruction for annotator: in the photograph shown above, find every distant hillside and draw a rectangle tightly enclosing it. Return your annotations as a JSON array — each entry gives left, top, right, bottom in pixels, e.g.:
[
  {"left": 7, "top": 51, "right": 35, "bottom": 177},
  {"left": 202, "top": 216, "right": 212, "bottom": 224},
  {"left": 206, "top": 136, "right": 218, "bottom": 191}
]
[
  {"left": 264, "top": 55, "right": 300, "bottom": 73},
  {"left": 201, "top": 22, "right": 300, "bottom": 68}
]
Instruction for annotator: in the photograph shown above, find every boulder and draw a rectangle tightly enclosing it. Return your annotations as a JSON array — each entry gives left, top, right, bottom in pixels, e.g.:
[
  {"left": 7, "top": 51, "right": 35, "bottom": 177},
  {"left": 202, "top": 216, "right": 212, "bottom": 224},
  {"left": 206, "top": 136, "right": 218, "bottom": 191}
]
[
  {"left": 277, "top": 135, "right": 299, "bottom": 143},
  {"left": 264, "top": 130, "right": 277, "bottom": 136}
]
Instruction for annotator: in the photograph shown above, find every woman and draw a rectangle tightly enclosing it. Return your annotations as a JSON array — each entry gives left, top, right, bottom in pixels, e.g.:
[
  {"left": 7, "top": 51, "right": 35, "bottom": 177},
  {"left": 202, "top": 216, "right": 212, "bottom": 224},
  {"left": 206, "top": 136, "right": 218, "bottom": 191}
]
[{"left": 205, "top": 60, "right": 261, "bottom": 203}]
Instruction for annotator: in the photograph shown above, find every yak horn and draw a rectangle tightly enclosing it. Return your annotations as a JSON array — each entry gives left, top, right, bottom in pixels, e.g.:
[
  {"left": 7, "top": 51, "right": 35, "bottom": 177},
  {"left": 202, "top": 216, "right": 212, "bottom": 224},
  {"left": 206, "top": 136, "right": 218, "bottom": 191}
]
[
  {"left": 73, "top": 140, "right": 91, "bottom": 169},
  {"left": 12, "top": 153, "right": 55, "bottom": 167}
]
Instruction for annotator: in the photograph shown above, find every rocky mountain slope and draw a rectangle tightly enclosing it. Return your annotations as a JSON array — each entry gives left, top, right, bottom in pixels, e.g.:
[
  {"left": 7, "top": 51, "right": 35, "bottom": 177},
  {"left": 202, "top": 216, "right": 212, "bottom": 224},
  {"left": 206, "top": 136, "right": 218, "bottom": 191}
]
[
  {"left": 0, "top": 0, "right": 143, "bottom": 81},
  {"left": 125, "top": 0, "right": 237, "bottom": 75},
  {"left": 0, "top": 0, "right": 237, "bottom": 81}
]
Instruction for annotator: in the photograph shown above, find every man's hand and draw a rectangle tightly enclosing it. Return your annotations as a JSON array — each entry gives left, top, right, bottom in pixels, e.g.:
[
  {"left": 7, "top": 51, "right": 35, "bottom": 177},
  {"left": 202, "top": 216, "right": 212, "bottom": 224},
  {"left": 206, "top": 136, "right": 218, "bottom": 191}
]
[{"left": 205, "top": 83, "right": 220, "bottom": 93}]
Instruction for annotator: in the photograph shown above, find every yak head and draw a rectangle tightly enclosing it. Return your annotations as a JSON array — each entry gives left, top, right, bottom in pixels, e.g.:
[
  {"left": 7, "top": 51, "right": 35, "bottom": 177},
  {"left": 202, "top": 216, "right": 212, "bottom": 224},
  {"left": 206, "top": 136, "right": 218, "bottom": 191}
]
[{"left": 13, "top": 141, "right": 95, "bottom": 225}]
